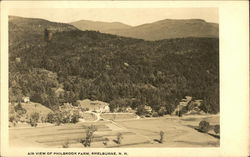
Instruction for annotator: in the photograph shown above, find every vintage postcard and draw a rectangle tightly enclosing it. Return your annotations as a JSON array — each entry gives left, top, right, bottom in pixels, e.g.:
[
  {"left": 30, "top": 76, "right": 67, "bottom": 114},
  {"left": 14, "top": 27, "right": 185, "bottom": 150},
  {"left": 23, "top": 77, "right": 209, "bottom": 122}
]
[{"left": 0, "top": 1, "right": 249, "bottom": 157}]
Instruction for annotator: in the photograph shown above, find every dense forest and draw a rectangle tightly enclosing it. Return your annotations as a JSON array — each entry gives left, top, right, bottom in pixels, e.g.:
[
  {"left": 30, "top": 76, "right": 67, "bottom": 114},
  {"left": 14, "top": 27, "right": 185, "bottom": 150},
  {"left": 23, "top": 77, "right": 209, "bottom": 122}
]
[{"left": 9, "top": 16, "right": 219, "bottom": 114}]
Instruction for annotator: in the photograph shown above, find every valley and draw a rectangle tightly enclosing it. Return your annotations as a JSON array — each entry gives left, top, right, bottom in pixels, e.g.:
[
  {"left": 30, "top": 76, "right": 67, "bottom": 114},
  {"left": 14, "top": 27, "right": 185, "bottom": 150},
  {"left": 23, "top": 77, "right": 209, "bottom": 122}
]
[{"left": 8, "top": 15, "right": 220, "bottom": 148}]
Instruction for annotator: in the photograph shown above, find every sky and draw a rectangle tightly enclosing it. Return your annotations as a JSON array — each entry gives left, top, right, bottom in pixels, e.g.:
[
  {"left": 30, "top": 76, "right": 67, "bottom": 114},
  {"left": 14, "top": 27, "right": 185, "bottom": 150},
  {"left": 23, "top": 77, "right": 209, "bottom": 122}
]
[{"left": 9, "top": 8, "right": 218, "bottom": 26}]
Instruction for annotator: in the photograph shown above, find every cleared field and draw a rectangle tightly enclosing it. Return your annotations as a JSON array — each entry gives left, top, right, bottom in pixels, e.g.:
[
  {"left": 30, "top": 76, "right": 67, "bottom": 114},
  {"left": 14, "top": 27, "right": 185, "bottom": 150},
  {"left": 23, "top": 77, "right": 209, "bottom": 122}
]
[
  {"left": 100, "top": 113, "right": 138, "bottom": 120},
  {"left": 9, "top": 115, "right": 219, "bottom": 148},
  {"left": 20, "top": 102, "right": 53, "bottom": 117},
  {"left": 9, "top": 121, "right": 134, "bottom": 148},
  {"left": 116, "top": 115, "right": 219, "bottom": 147},
  {"left": 81, "top": 112, "right": 98, "bottom": 121},
  {"left": 9, "top": 102, "right": 53, "bottom": 125}
]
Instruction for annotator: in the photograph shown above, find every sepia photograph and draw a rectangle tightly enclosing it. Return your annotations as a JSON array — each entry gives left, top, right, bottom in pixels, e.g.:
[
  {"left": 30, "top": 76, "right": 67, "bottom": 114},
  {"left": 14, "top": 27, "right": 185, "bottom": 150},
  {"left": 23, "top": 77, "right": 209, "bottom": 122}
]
[
  {"left": 8, "top": 7, "right": 220, "bottom": 148},
  {"left": 0, "top": 1, "right": 249, "bottom": 157}
]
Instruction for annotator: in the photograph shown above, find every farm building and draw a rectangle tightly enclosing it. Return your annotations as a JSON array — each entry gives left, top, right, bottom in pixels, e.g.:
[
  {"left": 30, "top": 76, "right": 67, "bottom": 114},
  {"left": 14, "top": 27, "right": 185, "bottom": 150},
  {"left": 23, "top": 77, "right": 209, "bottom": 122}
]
[
  {"left": 172, "top": 96, "right": 192, "bottom": 115},
  {"left": 126, "top": 107, "right": 134, "bottom": 113},
  {"left": 77, "top": 99, "right": 110, "bottom": 113},
  {"left": 144, "top": 105, "right": 152, "bottom": 113},
  {"left": 22, "top": 97, "right": 30, "bottom": 103},
  {"left": 15, "top": 57, "right": 21, "bottom": 63},
  {"left": 186, "top": 100, "right": 205, "bottom": 114},
  {"left": 172, "top": 96, "right": 204, "bottom": 115},
  {"left": 113, "top": 106, "right": 135, "bottom": 113}
]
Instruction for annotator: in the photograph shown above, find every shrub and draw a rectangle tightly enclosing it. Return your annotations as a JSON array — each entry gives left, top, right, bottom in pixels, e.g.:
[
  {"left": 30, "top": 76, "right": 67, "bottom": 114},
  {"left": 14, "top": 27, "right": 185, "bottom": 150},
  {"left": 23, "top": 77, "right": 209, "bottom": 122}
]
[
  {"left": 199, "top": 120, "right": 210, "bottom": 133},
  {"left": 47, "top": 111, "right": 79, "bottom": 124},
  {"left": 41, "top": 116, "right": 45, "bottom": 123},
  {"left": 14, "top": 103, "right": 23, "bottom": 111},
  {"left": 214, "top": 125, "right": 220, "bottom": 134},
  {"left": 30, "top": 112, "right": 40, "bottom": 127},
  {"left": 46, "top": 112, "right": 60, "bottom": 123},
  {"left": 152, "top": 112, "right": 159, "bottom": 117},
  {"left": 158, "top": 107, "right": 166, "bottom": 116},
  {"left": 178, "top": 106, "right": 188, "bottom": 116},
  {"left": 61, "top": 111, "right": 71, "bottom": 123},
  {"left": 46, "top": 112, "right": 54, "bottom": 123},
  {"left": 54, "top": 112, "right": 63, "bottom": 125},
  {"left": 159, "top": 131, "right": 165, "bottom": 143},
  {"left": 9, "top": 114, "right": 18, "bottom": 127},
  {"left": 9, "top": 115, "right": 16, "bottom": 123},
  {"left": 117, "top": 132, "right": 123, "bottom": 144},
  {"left": 136, "top": 105, "right": 147, "bottom": 116},
  {"left": 103, "top": 138, "right": 109, "bottom": 146},
  {"left": 46, "top": 112, "right": 63, "bottom": 125},
  {"left": 14, "top": 103, "right": 27, "bottom": 115},
  {"left": 176, "top": 110, "right": 183, "bottom": 117},
  {"left": 62, "top": 140, "right": 69, "bottom": 148},
  {"left": 81, "top": 125, "right": 97, "bottom": 147},
  {"left": 182, "top": 106, "right": 188, "bottom": 113},
  {"left": 71, "top": 112, "right": 80, "bottom": 123},
  {"left": 13, "top": 121, "right": 17, "bottom": 127},
  {"left": 31, "top": 112, "right": 40, "bottom": 121}
]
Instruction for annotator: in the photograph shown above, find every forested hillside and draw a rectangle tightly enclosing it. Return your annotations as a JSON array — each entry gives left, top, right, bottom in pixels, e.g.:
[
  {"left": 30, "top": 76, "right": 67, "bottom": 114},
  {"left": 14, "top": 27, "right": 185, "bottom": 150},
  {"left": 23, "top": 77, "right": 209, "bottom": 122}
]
[{"left": 9, "top": 16, "right": 219, "bottom": 113}]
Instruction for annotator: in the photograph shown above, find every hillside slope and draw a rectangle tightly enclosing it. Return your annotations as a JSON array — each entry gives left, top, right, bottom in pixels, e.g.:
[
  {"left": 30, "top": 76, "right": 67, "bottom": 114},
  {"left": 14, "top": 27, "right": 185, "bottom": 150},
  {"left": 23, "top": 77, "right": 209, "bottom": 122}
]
[
  {"left": 71, "top": 19, "right": 218, "bottom": 41},
  {"left": 21, "top": 102, "right": 53, "bottom": 117},
  {"left": 9, "top": 102, "right": 53, "bottom": 123},
  {"left": 9, "top": 16, "right": 77, "bottom": 46},
  {"left": 9, "top": 16, "right": 219, "bottom": 114}
]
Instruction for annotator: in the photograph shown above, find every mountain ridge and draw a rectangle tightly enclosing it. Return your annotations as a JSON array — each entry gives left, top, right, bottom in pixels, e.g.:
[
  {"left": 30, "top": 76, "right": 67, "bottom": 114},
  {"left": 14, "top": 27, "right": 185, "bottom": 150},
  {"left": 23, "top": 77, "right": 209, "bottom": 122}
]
[
  {"left": 70, "top": 18, "right": 218, "bottom": 41},
  {"left": 70, "top": 19, "right": 132, "bottom": 32}
]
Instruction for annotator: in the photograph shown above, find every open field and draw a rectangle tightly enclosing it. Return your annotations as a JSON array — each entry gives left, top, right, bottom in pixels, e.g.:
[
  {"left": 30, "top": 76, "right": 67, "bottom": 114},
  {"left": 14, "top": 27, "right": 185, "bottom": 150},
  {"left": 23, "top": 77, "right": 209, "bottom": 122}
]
[
  {"left": 100, "top": 113, "right": 138, "bottom": 120},
  {"left": 9, "top": 115, "right": 219, "bottom": 148}
]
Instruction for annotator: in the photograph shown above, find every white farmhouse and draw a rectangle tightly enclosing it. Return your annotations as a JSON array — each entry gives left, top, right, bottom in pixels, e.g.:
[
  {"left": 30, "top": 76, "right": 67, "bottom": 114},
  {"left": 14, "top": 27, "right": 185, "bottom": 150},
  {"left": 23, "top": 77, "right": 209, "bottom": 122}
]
[
  {"left": 22, "top": 97, "right": 30, "bottom": 103},
  {"left": 77, "top": 99, "right": 110, "bottom": 113}
]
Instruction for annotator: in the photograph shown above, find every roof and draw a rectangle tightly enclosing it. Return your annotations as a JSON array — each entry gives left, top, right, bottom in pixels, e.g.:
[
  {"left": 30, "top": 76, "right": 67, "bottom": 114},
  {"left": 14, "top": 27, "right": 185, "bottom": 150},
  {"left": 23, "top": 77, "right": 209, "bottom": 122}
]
[{"left": 77, "top": 99, "right": 109, "bottom": 109}]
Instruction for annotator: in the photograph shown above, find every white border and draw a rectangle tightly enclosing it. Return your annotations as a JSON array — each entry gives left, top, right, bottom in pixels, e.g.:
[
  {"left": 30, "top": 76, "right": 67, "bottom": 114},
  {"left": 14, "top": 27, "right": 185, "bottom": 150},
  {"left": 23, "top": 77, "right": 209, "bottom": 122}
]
[{"left": 1, "top": 1, "right": 249, "bottom": 157}]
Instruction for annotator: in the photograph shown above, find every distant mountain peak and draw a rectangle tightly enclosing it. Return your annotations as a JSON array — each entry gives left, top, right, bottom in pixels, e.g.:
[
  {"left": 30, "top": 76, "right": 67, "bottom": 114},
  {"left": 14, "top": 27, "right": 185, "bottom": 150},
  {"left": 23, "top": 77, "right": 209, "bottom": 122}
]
[
  {"left": 9, "top": 16, "right": 78, "bottom": 31},
  {"left": 10, "top": 16, "right": 218, "bottom": 41},
  {"left": 70, "top": 20, "right": 132, "bottom": 32},
  {"left": 157, "top": 18, "right": 206, "bottom": 22},
  {"left": 71, "top": 18, "right": 218, "bottom": 41}
]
